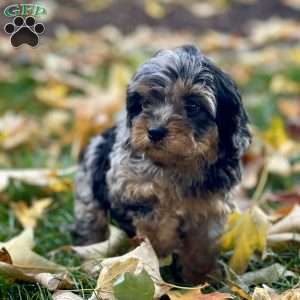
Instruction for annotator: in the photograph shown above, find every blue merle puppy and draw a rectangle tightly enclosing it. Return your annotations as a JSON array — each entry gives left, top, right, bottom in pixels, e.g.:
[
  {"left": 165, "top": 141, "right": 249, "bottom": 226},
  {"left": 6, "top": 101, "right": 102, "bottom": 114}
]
[{"left": 74, "top": 45, "right": 251, "bottom": 284}]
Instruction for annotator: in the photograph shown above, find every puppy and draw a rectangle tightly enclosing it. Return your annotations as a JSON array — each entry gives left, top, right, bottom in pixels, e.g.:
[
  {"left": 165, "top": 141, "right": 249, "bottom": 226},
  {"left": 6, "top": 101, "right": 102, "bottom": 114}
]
[{"left": 74, "top": 45, "right": 251, "bottom": 284}]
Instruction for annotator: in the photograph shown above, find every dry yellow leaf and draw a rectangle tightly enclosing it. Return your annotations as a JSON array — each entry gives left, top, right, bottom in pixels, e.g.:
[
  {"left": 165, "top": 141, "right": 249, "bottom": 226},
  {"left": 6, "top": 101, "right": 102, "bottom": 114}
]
[
  {"left": 70, "top": 225, "right": 128, "bottom": 260},
  {"left": 71, "top": 63, "right": 129, "bottom": 155},
  {"left": 270, "top": 75, "right": 300, "bottom": 94},
  {"left": 145, "top": 0, "right": 165, "bottom": 18},
  {"left": 222, "top": 207, "right": 270, "bottom": 274},
  {"left": 11, "top": 198, "right": 52, "bottom": 229},
  {"left": 53, "top": 291, "right": 84, "bottom": 300},
  {"left": 263, "top": 117, "right": 289, "bottom": 150},
  {"left": 252, "top": 286, "right": 300, "bottom": 300},
  {"left": 168, "top": 290, "right": 204, "bottom": 300},
  {"left": 35, "top": 81, "right": 70, "bottom": 108},
  {"left": 0, "top": 167, "right": 75, "bottom": 193},
  {"left": 43, "top": 110, "right": 71, "bottom": 136},
  {"left": 250, "top": 18, "right": 300, "bottom": 45},
  {"left": 90, "top": 239, "right": 169, "bottom": 300},
  {"left": 230, "top": 285, "right": 252, "bottom": 300},
  {"left": 0, "top": 229, "right": 64, "bottom": 272},
  {"left": 0, "top": 229, "right": 72, "bottom": 291},
  {"left": 168, "top": 289, "right": 233, "bottom": 300},
  {"left": 0, "top": 112, "right": 39, "bottom": 150}
]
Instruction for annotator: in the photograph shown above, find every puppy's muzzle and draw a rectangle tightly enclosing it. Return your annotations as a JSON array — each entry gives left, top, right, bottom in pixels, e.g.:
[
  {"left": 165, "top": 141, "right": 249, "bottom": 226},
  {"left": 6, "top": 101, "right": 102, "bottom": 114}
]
[{"left": 148, "top": 127, "right": 168, "bottom": 142}]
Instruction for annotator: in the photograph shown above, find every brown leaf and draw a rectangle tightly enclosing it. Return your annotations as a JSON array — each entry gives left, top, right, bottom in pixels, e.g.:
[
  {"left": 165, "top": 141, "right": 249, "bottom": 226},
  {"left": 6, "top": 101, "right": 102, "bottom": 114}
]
[
  {"left": 278, "top": 99, "right": 300, "bottom": 119},
  {"left": 268, "top": 190, "right": 300, "bottom": 205},
  {"left": 0, "top": 247, "right": 12, "bottom": 264}
]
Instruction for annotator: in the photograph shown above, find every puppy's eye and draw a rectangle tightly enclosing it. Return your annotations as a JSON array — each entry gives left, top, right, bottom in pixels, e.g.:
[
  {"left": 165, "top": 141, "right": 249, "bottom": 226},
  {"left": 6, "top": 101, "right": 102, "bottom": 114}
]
[
  {"left": 184, "top": 101, "right": 201, "bottom": 117},
  {"left": 142, "top": 99, "right": 152, "bottom": 109},
  {"left": 127, "top": 92, "right": 142, "bottom": 118}
]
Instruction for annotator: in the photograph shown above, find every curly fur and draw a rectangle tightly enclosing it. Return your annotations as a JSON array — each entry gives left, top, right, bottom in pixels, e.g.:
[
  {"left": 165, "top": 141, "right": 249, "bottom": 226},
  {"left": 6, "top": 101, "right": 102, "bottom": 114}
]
[{"left": 74, "top": 45, "right": 251, "bottom": 284}]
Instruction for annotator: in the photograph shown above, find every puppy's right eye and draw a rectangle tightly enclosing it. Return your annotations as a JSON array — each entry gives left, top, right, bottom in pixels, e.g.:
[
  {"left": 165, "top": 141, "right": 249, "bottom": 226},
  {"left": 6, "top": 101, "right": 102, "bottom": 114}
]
[
  {"left": 127, "top": 92, "right": 142, "bottom": 120},
  {"left": 142, "top": 99, "right": 152, "bottom": 109},
  {"left": 184, "top": 98, "right": 201, "bottom": 117}
]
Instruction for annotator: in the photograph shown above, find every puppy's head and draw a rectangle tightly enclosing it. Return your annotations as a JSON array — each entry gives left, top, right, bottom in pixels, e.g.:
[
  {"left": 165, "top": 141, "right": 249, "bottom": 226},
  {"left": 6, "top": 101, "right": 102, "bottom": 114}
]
[{"left": 127, "top": 45, "right": 251, "bottom": 171}]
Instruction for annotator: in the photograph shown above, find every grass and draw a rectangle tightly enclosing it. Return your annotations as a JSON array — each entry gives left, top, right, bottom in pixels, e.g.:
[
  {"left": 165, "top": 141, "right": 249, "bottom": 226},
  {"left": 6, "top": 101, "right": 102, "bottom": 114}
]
[{"left": 0, "top": 52, "right": 300, "bottom": 300}]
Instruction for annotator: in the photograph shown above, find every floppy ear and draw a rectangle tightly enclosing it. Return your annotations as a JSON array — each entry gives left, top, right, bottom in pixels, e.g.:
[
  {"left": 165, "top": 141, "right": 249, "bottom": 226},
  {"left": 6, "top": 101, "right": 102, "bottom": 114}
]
[
  {"left": 212, "top": 64, "right": 251, "bottom": 159},
  {"left": 201, "top": 60, "right": 251, "bottom": 193}
]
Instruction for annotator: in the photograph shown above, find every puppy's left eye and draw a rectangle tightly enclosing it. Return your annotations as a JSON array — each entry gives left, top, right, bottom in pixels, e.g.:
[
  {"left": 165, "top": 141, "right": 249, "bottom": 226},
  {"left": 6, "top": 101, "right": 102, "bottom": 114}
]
[{"left": 184, "top": 99, "right": 201, "bottom": 117}]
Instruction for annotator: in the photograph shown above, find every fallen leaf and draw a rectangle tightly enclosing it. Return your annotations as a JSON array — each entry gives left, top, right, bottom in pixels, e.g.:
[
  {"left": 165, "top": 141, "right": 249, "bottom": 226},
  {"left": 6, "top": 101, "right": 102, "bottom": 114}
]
[
  {"left": 43, "top": 110, "right": 71, "bottom": 136},
  {"left": 270, "top": 75, "right": 300, "bottom": 94},
  {"left": 188, "top": 1, "right": 228, "bottom": 18},
  {"left": 278, "top": 99, "right": 300, "bottom": 119},
  {"left": 269, "top": 205, "right": 300, "bottom": 234},
  {"left": 168, "top": 290, "right": 233, "bottom": 300},
  {"left": 144, "top": 0, "right": 165, "bottom": 18},
  {"left": 0, "top": 229, "right": 72, "bottom": 291},
  {"left": 91, "top": 257, "right": 139, "bottom": 300},
  {"left": 70, "top": 63, "right": 129, "bottom": 155},
  {"left": 222, "top": 207, "right": 270, "bottom": 274},
  {"left": 113, "top": 269, "right": 155, "bottom": 300},
  {"left": 266, "top": 154, "right": 291, "bottom": 176},
  {"left": 168, "top": 290, "right": 204, "bottom": 300},
  {"left": 252, "top": 286, "right": 300, "bottom": 300},
  {"left": 263, "top": 117, "right": 289, "bottom": 151},
  {"left": 240, "top": 263, "right": 296, "bottom": 285},
  {"left": 252, "top": 287, "right": 276, "bottom": 300},
  {"left": 69, "top": 225, "right": 128, "bottom": 260},
  {"left": 0, "top": 247, "right": 12, "bottom": 264},
  {"left": 268, "top": 232, "right": 300, "bottom": 245},
  {"left": 230, "top": 285, "right": 251, "bottom": 300},
  {"left": 11, "top": 198, "right": 52, "bottom": 229},
  {"left": 250, "top": 18, "right": 300, "bottom": 45},
  {"left": 53, "top": 291, "right": 84, "bottom": 300},
  {"left": 281, "top": 288, "right": 300, "bottom": 300},
  {"left": 35, "top": 81, "right": 70, "bottom": 108},
  {"left": 0, "top": 167, "right": 76, "bottom": 192},
  {"left": 0, "top": 112, "right": 39, "bottom": 150},
  {"left": 89, "top": 239, "right": 169, "bottom": 300},
  {"left": 268, "top": 190, "right": 300, "bottom": 205}
]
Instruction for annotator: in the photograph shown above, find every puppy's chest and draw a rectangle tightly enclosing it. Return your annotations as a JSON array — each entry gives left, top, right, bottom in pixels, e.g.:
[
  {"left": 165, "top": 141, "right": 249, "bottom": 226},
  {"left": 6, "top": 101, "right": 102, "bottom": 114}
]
[{"left": 106, "top": 154, "right": 227, "bottom": 218}]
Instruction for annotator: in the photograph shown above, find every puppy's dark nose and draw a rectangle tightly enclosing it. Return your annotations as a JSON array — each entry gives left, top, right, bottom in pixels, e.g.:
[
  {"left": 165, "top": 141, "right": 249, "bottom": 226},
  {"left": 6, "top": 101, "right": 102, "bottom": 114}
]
[{"left": 148, "top": 127, "right": 168, "bottom": 142}]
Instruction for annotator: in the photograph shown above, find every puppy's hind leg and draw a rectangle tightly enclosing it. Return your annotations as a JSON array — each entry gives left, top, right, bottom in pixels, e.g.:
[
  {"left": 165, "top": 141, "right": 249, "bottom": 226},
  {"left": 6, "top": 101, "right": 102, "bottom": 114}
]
[
  {"left": 73, "top": 129, "right": 116, "bottom": 245},
  {"left": 73, "top": 163, "right": 109, "bottom": 245}
]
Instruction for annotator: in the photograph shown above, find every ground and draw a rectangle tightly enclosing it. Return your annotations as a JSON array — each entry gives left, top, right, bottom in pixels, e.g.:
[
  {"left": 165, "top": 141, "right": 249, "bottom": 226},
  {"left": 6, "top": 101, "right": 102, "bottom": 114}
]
[{"left": 0, "top": 0, "right": 300, "bottom": 299}]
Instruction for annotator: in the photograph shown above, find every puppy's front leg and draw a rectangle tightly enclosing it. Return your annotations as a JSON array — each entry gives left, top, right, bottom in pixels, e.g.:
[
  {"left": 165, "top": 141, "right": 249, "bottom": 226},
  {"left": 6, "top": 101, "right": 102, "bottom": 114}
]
[{"left": 175, "top": 216, "right": 225, "bottom": 284}]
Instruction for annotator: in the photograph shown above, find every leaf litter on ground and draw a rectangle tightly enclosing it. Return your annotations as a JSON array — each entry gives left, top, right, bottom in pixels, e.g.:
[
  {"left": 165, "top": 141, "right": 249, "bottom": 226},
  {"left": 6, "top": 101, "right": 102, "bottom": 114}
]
[{"left": 0, "top": 228, "right": 73, "bottom": 291}]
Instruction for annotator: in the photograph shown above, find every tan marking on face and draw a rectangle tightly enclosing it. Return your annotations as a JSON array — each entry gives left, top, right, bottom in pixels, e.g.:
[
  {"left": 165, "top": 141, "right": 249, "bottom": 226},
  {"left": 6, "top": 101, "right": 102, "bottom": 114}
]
[{"left": 131, "top": 113, "right": 218, "bottom": 173}]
